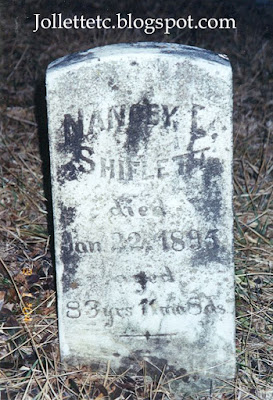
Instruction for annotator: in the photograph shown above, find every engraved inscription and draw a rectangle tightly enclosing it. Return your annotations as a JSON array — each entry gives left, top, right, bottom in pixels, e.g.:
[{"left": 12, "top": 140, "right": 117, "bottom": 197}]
[
  {"left": 98, "top": 151, "right": 211, "bottom": 181},
  {"left": 47, "top": 43, "right": 234, "bottom": 383},
  {"left": 66, "top": 295, "right": 226, "bottom": 327},
  {"left": 110, "top": 228, "right": 219, "bottom": 253},
  {"left": 57, "top": 102, "right": 214, "bottom": 183},
  {"left": 110, "top": 198, "right": 165, "bottom": 218},
  {"left": 62, "top": 229, "right": 219, "bottom": 254}
]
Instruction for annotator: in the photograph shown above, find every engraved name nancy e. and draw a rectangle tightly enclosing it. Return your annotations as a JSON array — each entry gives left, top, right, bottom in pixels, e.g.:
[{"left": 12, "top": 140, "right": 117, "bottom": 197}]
[{"left": 57, "top": 101, "right": 217, "bottom": 182}]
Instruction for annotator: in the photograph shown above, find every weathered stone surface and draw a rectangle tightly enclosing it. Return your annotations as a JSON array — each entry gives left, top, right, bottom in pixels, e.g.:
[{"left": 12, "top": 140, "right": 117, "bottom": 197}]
[{"left": 46, "top": 42, "right": 235, "bottom": 394}]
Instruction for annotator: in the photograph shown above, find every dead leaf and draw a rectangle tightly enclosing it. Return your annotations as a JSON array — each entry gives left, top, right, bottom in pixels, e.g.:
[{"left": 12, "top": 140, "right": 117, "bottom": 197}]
[{"left": 0, "top": 291, "right": 6, "bottom": 311}]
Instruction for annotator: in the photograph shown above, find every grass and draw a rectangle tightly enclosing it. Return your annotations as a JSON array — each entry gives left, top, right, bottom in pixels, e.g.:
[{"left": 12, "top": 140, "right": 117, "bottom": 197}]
[{"left": 0, "top": 0, "right": 273, "bottom": 398}]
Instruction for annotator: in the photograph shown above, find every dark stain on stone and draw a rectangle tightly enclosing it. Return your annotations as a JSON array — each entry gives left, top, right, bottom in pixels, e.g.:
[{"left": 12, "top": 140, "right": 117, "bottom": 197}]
[
  {"left": 64, "top": 110, "right": 83, "bottom": 157},
  {"left": 146, "top": 356, "right": 191, "bottom": 383},
  {"left": 125, "top": 98, "right": 156, "bottom": 154},
  {"left": 134, "top": 271, "right": 148, "bottom": 291},
  {"left": 201, "top": 157, "right": 223, "bottom": 223},
  {"left": 183, "top": 155, "right": 224, "bottom": 224},
  {"left": 117, "top": 351, "right": 214, "bottom": 393},
  {"left": 130, "top": 61, "right": 138, "bottom": 66},
  {"left": 113, "top": 352, "right": 120, "bottom": 357},
  {"left": 192, "top": 244, "right": 231, "bottom": 267},
  {"left": 59, "top": 158, "right": 95, "bottom": 183},
  {"left": 117, "top": 350, "right": 207, "bottom": 387},
  {"left": 57, "top": 110, "right": 95, "bottom": 183},
  {"left": 176, "top": 147, "right": 230, "bottom": 266},
  {"left": 60, "top": 203, "right": 76, "bottom": 227},
  {"left": 59, "top": 205, "right": 78, "bottom": 291},
  {"left": 203, "top": 157, "right": 223, "bottom": 186},
  {"left": 60, "top": 231, "right": 79, "bottom": 292}
]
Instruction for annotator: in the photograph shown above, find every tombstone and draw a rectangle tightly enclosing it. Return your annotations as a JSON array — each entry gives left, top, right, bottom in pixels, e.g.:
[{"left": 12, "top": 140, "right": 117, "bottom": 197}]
[{"left": 46, "top": 43, "right": 235, "bottom": 395}]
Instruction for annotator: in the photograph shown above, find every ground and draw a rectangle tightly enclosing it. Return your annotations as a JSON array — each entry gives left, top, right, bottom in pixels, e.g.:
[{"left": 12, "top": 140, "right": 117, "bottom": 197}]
[{"left": 0, "top": 0, "right": 273, "bottom": 399}]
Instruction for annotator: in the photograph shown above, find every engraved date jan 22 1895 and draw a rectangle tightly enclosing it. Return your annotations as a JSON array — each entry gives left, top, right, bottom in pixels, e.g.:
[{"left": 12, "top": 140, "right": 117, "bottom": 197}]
[{"left": 65, "top": 228, "right": 219, "bottom": 254}]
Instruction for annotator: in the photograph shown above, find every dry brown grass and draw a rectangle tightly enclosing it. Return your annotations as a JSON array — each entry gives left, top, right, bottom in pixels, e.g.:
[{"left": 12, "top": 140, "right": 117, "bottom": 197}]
[{"left": 0, "top": 0, "right": 273, "bottom": 398}]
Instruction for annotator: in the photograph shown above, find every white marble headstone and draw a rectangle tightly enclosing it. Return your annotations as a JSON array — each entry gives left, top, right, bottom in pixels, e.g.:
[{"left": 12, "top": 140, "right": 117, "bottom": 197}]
[{"left": 46, "top": 43, "right": 235, "bottom": 394}]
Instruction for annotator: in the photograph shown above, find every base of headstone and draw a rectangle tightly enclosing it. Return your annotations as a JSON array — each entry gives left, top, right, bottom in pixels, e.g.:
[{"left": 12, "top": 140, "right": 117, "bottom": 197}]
[
  {"left": 63, "top": 353, "right": 235, "bottom": 396},
  {"left": 63, "top": 357, "right": 234, "bottom": 397}
]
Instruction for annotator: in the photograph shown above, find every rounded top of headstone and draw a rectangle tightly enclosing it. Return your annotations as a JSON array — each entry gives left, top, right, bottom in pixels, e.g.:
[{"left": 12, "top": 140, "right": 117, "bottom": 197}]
[{"left": 47, "top": 42, "right": 230, "bottom": 74}]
